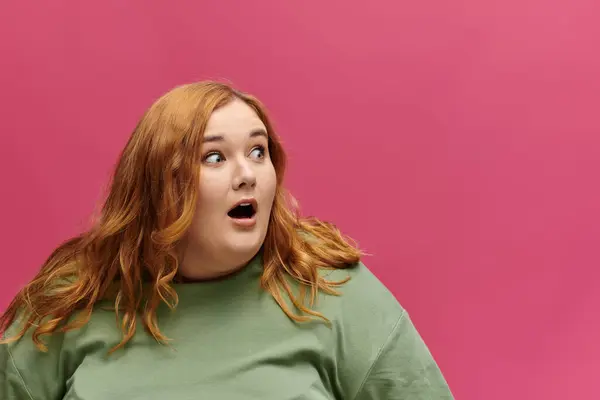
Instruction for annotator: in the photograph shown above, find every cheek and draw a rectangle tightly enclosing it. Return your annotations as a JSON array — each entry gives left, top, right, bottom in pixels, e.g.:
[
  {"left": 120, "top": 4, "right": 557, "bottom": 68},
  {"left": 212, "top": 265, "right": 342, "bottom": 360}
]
[
  {"left": 195, "top": 191, "right": 223, "bottom": 216},
  {"left": 194, "top": 183, "right": 228, "bottom": 223},
  {"left": 198, "top": 174, "right": 228, "bottom": 203},
  {"left": 262, "top": 166, "right": 277, "bottom": 198},
  {"left": 189, "top": 190, "right": 224, "bottom": 239}
]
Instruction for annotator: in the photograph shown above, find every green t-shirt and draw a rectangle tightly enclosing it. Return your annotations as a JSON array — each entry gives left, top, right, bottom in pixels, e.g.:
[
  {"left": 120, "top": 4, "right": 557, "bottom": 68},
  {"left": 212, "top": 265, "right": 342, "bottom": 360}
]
[{"left": 1, "top": 257, "right": 453, "bottom": 399}]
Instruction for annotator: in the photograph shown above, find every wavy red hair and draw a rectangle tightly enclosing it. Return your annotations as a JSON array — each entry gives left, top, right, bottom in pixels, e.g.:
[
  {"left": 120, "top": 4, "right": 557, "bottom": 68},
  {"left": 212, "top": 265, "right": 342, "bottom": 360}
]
[{"left": 0, "top": 81, "right": 361, "bottom": 353}]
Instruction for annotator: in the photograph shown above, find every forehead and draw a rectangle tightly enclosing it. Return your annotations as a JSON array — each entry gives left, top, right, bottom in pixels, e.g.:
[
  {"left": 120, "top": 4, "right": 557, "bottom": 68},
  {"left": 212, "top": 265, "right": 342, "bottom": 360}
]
[{"left": 204, "top": 98, "right": 266, "bottom": 136}]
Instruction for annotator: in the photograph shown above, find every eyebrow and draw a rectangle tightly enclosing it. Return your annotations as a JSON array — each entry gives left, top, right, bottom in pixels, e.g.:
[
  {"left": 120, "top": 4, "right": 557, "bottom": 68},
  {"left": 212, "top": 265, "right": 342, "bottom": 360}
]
[{"left": 202, "top": 128, "right": 268, "bottom": 143}]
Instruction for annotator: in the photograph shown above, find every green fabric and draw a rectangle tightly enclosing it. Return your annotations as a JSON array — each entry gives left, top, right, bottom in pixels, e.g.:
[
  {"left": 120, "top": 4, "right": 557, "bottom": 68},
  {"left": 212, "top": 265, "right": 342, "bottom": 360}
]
[{"left": 1, "top": 257, "right": 453, "bottom": 399}]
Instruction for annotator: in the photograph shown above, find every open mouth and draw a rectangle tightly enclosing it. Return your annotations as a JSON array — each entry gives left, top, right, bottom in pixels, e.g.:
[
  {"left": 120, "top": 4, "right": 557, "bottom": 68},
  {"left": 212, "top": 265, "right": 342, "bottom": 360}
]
[{"left": 227, "top": 201, "right": 257, "bottom": 220}]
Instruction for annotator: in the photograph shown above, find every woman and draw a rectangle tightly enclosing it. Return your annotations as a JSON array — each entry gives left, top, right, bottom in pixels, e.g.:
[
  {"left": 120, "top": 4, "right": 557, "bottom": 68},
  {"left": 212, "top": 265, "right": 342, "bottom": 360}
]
[{"left": 1, "top": 81, "right": 453, "bottom": 399}]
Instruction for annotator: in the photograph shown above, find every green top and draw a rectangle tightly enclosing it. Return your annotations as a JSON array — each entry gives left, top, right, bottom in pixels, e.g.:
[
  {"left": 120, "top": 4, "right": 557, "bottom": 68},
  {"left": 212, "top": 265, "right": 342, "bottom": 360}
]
[{"left": 1, "top": 257, "right": 453, "bottom": 399}]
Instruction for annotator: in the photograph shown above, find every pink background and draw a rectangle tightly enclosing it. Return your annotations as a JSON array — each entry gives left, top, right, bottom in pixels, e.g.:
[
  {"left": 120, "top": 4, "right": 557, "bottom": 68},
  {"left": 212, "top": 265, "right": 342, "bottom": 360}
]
[{"left": 1, "top": 1, "right": 599, "bottom": 398}]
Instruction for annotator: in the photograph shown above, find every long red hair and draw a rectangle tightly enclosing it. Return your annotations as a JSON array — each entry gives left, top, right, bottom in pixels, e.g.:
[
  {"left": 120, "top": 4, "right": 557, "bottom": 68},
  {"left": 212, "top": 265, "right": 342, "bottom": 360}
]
[{"left": 0, "top": 81, "right": 361, "bottom": 353}]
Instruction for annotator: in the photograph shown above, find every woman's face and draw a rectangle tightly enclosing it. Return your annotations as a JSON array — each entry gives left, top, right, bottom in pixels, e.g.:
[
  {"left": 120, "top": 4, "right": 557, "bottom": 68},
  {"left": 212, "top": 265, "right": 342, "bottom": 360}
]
[{"left": 182, "top": 99, "right": 277, "bottom": 278}]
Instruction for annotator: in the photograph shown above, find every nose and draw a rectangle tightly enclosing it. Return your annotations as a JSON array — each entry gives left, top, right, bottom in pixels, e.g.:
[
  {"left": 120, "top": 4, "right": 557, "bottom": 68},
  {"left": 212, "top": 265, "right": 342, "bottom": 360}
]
[{"left": 232, "top": 159, "right": 257, "bottom": 190}]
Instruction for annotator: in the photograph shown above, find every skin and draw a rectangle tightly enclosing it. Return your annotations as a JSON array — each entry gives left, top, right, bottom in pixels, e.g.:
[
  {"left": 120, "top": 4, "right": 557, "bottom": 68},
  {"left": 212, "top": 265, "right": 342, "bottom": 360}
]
[{"left": 178, "top": 99, "right": 277, "bottom": 281}]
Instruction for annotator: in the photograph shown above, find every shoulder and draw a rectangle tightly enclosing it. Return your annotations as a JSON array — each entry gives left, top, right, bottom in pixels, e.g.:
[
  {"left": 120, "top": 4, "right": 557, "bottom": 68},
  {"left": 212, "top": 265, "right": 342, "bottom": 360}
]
[
  {"left": 312, "top": 262, "right": 409, "bottom": 396},
  {"left": 1, "top": 316, "right": 68, "bottom": 398},
  {"left": 316, "top": 262, "right": 454, "bottom": 398},
  {"left": 1, "top": 302, "right": 128, "bottom": 397},
  {"left": 319, "top": 260, "right": 405, "bottom": 322},
  {"left": 1, "top": 303, "right": 119, "bottom": 373}
]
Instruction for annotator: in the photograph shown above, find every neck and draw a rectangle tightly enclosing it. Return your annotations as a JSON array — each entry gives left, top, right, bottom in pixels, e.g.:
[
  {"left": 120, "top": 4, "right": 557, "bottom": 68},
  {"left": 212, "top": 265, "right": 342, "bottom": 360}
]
[{"left": 177, "top": 242, "right": 258, "bottom": 282}]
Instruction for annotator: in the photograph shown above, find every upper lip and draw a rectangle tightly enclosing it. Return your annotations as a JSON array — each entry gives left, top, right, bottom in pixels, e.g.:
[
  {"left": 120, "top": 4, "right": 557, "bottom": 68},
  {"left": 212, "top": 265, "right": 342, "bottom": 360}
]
[{"left": 230, "top": 197, "right": 258, "bottom": 212}]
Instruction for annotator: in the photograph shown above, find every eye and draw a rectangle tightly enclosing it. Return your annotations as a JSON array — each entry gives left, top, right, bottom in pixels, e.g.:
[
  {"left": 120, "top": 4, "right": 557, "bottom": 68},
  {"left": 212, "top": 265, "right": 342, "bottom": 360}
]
[
  {"left": 249, "top": 145, "right": 266, "bottom": 160},
  {"left": 203, "top": 152, "right": 224, "bottom": 164}
]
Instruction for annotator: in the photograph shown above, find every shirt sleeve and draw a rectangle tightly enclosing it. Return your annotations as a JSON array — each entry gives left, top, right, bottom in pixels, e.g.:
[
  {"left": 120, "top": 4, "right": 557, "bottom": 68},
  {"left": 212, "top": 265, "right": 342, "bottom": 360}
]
[
  {"left": 1, "top": 345, "right": 35, "bottom": 400},
  {"left": 1, "top": 326, "right": 67, "bottom": 400},
  {"left": 353, "top": 311, "right": 454, "bottom": 400}
]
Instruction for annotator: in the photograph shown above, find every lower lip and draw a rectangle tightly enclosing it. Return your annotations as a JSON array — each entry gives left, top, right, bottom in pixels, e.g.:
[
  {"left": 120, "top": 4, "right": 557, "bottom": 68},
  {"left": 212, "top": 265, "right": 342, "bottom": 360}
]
[{"left": 229, "top": 215, "right": 257, "bottom": 228}]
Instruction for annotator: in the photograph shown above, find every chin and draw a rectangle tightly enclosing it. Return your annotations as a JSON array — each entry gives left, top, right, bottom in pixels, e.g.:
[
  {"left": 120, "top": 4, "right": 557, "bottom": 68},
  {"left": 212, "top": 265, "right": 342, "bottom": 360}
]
[{"left": 223, "top": 231, "right": 265, "bottom": 262}]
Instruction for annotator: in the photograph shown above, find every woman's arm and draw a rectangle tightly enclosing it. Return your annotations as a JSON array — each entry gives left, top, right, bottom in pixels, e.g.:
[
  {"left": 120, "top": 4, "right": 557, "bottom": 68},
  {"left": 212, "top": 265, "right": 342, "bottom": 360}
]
[
  {"left": 1, "top": 345, "right": 35, "bottom": 399},
  {"left": 329, "top": 262, "right": 454, "bottom": 400},
  {"left": 1, "top": 326, "right": 67, "bottom": 400},
  {"left": 353, "top": 310, "right": 454, "bottom": 400}
]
